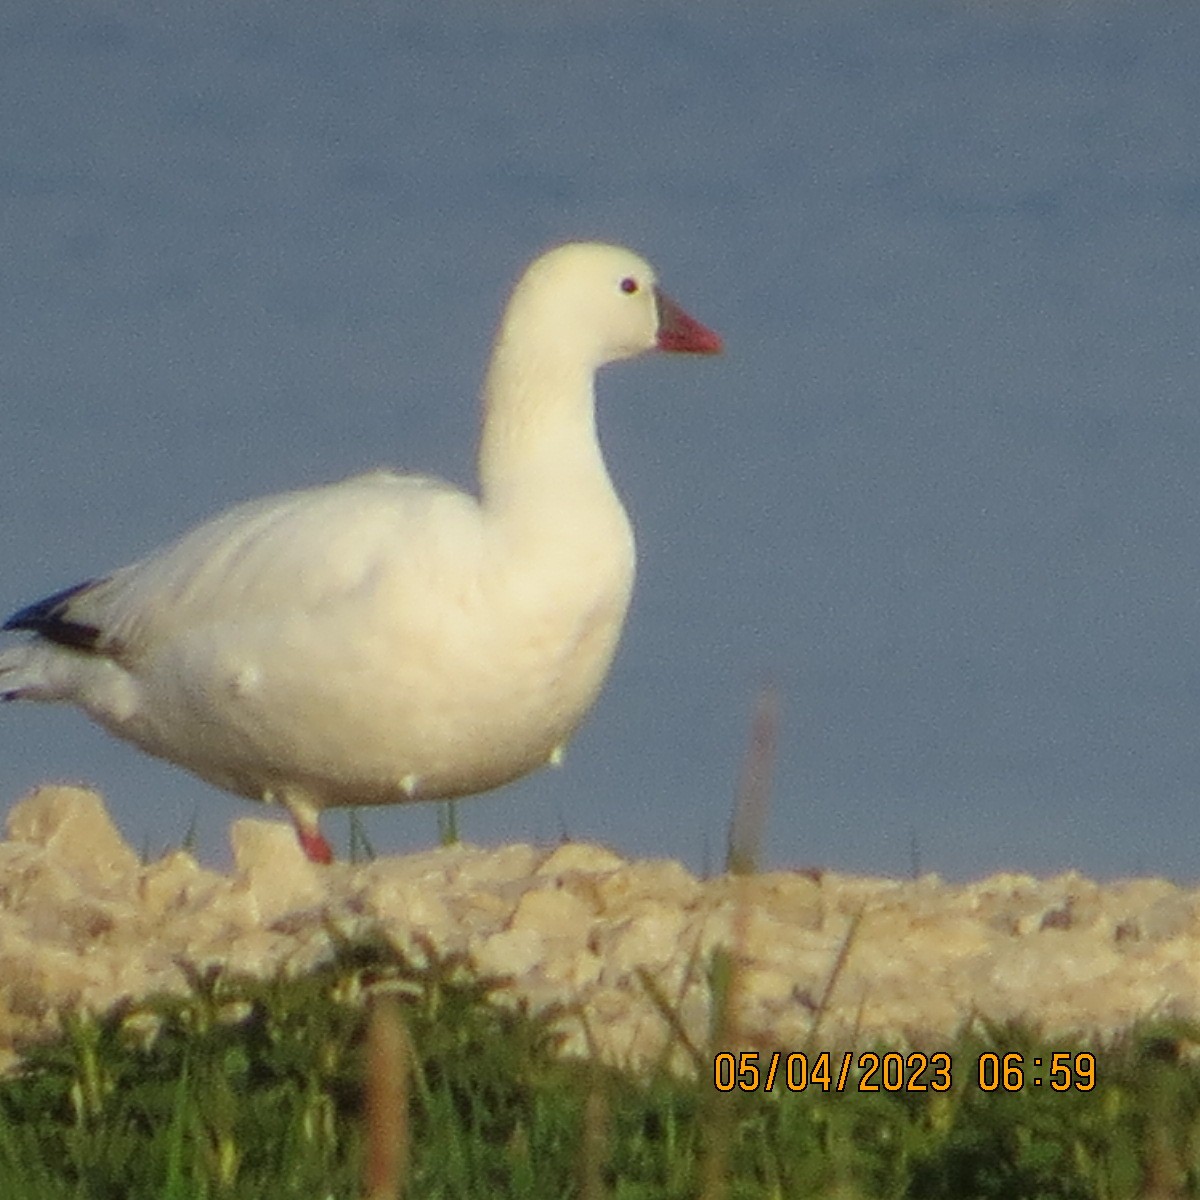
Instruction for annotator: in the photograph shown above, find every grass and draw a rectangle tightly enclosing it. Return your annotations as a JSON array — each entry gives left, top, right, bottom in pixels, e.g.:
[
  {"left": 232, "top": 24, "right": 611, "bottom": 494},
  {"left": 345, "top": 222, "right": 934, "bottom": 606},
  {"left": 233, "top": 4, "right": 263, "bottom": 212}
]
[{"left": 0, "top": 928, "right": 1199, "bottom": 1199}]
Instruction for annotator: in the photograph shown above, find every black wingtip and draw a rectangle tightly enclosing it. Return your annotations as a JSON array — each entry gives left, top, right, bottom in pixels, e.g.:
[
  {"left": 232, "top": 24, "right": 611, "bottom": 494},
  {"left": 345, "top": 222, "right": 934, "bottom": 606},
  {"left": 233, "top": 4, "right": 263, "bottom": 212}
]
[{"left": 3, "top": 579, "right": 105, "bottom": 652}]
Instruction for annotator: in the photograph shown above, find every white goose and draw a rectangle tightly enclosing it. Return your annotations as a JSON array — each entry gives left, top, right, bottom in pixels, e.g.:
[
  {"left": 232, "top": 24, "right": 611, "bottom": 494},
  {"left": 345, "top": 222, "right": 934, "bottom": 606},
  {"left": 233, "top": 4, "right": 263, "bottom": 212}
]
[{"left": 0, "top": 243, "right": 720, "bottom": 863}]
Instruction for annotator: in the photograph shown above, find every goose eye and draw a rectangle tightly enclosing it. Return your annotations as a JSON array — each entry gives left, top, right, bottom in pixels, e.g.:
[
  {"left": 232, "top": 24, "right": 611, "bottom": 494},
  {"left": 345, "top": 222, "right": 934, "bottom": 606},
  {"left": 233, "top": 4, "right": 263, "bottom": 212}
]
[{"left": 619, "top": 276, "right": 639, "bottom": 295}]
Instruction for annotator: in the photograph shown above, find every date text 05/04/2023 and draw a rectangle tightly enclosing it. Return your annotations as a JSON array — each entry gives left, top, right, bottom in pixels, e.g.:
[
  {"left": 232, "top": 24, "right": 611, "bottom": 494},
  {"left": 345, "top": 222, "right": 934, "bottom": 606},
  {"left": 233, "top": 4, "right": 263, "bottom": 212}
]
[{"left": 713, "top": 1050, "right": 1097, "bottom": 1094}]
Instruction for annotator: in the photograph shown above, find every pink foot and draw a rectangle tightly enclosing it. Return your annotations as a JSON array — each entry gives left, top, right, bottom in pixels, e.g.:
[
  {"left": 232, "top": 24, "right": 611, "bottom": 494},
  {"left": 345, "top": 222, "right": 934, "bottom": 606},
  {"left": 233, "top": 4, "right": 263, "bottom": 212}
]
[{"left": 296, "top": 823, "right": 334, "bottom": 865}]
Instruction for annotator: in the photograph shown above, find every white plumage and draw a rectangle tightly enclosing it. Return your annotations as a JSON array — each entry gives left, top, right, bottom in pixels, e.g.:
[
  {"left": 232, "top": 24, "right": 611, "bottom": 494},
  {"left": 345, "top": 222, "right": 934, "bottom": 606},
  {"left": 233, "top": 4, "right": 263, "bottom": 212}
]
[{"left": 0, "top": 242, "right": 721, "bottom": 862}]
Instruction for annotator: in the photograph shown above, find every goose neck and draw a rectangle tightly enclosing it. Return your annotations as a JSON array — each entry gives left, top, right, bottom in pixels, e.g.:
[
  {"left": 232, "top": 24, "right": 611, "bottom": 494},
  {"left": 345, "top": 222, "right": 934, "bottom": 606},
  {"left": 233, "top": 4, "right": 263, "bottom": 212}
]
[{"left": 477, "top": 346, "right": 609, "bottom": 512}]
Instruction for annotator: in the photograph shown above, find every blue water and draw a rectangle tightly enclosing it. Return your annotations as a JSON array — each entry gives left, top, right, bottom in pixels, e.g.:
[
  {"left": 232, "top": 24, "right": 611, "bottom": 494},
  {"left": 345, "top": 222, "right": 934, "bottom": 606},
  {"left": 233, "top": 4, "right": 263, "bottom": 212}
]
[{"left": 3, "top": 1, "right": 1200, "bottom": 880}]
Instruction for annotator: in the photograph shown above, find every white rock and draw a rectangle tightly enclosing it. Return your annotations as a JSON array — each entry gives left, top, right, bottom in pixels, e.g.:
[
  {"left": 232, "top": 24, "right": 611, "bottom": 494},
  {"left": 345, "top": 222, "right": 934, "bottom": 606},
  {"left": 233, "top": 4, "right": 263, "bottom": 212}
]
[
  {"left": 510, "top": 885, "right": 595, "bottom": 943},
  {"left": 6, "top": 785, "right": 140, "bottom": 894},
  {"left": 5, "top": 787, "right": 1200, "bottom": 1075},
  {"left": 230, "top": 819, "right": 330, "bottom": 925},
  {"left": 536, "top": 843, "right": 626, "bottom": 878},
  {"left": 472, "top": 927, "right": 547, "bottom": 980}
]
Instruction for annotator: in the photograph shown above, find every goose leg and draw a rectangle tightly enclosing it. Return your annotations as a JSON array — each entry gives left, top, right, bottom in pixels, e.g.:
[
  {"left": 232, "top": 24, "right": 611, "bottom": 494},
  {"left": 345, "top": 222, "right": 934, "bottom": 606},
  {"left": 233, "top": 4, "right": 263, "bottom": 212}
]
[{"left": 280, "top": 790, "right": 333, "bottom": 864}]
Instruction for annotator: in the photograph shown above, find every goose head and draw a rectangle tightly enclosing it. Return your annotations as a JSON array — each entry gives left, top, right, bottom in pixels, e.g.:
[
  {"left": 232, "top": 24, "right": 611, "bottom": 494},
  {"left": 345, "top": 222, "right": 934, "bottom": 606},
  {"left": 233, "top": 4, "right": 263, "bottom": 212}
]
[{"left": 498, "top": 242, "right": 722, "bottom": 373}]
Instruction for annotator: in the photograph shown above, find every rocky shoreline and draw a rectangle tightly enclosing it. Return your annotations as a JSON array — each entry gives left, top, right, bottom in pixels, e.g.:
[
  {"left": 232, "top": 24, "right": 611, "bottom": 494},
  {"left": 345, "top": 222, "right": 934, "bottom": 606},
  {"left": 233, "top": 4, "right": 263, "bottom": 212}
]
[{"left": 0, "top": 785, "right": 1194, "bottom": 1073}]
